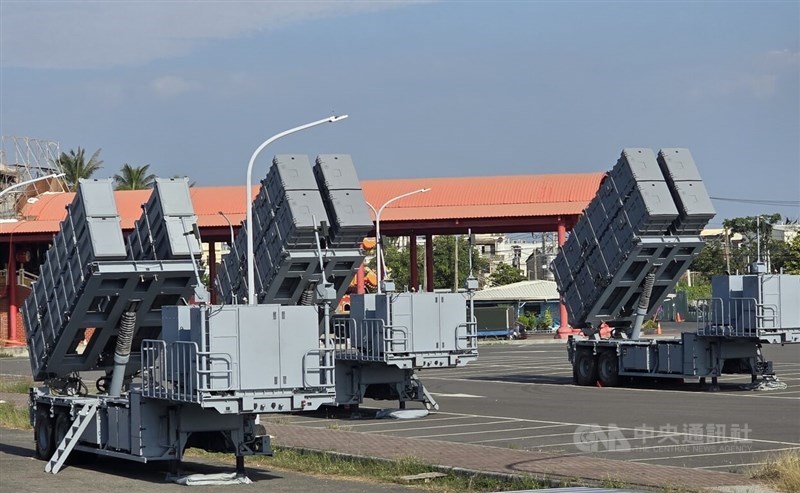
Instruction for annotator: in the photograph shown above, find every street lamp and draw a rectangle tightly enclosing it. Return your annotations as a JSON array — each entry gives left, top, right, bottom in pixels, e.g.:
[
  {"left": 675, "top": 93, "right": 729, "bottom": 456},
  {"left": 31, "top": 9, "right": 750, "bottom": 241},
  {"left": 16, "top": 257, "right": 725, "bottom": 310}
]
[
  {"left": 366, "top": 187, "right": 430, "bottom": 294},
  {"left": 0, "top": 173, "right": 66, "bottom": 199},
  {"left": 217, "top": 211, "right": 237, "bottom": 255},
  {"left": 245, "top": 115, "right": 349, "bottom": 305}
]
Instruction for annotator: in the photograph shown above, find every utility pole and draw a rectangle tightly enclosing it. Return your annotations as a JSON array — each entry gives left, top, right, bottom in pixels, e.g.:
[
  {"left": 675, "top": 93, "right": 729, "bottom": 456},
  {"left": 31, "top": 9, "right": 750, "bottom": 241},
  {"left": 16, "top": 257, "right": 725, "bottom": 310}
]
[
  {"left": 724, "top": 227, "right": 731, "bottom": 273},
  {"left": 453, "top": 234, "right": 459, "bottom": 292}
]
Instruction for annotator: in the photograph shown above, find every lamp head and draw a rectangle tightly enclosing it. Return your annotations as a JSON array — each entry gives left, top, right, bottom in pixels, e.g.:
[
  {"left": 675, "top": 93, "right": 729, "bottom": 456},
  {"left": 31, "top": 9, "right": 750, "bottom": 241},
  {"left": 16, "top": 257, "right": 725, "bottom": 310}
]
[{"left": 328, "top": 114, "right": 349, "bottom": 123}]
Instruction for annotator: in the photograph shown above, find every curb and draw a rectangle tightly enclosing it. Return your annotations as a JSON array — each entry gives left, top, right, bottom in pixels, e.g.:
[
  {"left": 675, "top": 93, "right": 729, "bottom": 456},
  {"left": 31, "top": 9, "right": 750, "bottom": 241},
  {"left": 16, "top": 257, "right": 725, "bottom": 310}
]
[
  {"left": 0, "top": 347, "right": 29, "bottom": 358},
  {"left": 276, "top": 445, "right": 646, "bottom": 492}
]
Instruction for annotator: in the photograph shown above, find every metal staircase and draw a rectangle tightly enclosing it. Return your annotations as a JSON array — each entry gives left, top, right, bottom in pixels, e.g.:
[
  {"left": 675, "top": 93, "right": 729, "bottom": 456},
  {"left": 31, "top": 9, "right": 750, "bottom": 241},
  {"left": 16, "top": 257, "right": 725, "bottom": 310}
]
[{"left": 45, "top": 403, "right": 98, "bottom": 474}]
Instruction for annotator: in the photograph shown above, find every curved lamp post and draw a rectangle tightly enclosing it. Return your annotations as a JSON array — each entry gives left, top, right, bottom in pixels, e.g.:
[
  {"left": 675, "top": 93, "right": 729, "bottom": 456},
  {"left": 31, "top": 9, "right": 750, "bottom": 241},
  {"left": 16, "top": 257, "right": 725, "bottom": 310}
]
[
  {"left": 245, "top": 115, "right": 348, "bottom": 305},
  {"left": 1, "top": 172, "right": 65, "bottom": 345},
  {"left": 0, "top": 173, "right": 65, "bottom": 199},
  {"left": 366, "top": 187, "right": 430, "bottom": 294},
  {"left": 217, "top": 211, "right": 237, "bottom": 253}
]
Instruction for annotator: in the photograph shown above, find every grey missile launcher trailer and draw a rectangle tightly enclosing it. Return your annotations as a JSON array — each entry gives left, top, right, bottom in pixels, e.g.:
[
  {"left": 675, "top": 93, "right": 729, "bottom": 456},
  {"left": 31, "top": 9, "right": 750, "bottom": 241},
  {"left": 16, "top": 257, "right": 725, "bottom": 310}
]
[
  {"left": 216, "top": 154, "right": 478, "bottom": 411},
  {"left": 24, "top": 178, "right": 336, "bottom": 477},
  {"left": 552, "top": 148, "right": 800, "bottom": 388}
]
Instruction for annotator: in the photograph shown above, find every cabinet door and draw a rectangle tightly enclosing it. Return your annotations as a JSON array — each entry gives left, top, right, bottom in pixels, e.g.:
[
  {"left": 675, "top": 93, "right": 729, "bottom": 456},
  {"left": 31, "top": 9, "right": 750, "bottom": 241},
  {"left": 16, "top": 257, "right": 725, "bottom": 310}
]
[
  {"left": 237, "top": 306, "right": 281, "bottom": 390},
  {"left": 278, "top": 307, "right": 318, "bottom": 389},
  {"left": 438, "top": 294, "right": 465, "bottom": 351}
]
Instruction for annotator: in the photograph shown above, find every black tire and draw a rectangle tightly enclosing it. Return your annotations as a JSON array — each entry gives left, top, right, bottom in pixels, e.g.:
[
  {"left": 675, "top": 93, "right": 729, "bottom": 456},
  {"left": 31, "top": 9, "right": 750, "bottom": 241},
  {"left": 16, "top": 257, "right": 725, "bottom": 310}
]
[
  {"left": 598, "top": 351, "right": 621, "bottom": 387},
  {"left": 574, "top": 349, "right": 598, "bottom": 386},
  {"left": 54, "top": 412, "right": 72, "bottom": 448},
  {"left": 34, "top": 409, "right": 55, "bottom": 460}
]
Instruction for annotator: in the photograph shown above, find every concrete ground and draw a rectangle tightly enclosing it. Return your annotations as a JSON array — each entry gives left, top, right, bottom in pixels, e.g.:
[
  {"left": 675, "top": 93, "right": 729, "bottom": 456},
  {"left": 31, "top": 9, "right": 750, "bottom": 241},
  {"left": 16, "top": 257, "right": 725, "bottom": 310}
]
[
  {"left": 1, "top": 325, "right": 797, "bottom": 490},
  {"left": 272, "top": 333, "right": 800, "bottom": 474},
  {"left": 0, "top": 427, "right": 422, "bottom": 493}
]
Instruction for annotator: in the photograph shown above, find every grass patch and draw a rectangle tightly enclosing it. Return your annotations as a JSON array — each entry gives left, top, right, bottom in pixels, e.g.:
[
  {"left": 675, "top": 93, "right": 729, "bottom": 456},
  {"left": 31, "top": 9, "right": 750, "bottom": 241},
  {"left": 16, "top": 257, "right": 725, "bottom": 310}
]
[
  {"left": 599, "top": 476, "right": 627, "bottom": 488},
  {"left": 0, "top": 352, "right": 16, "bottom": 358},
  {"left": 0, "top": 379, "right": 33, "bottom": 394},
  {"left": 750, "top": 450, "right": 800, "bottom": 493},
  {"left": 0, "top": 402, "right": 31, "bottom": 430},
  {"left": 260, "top": 415, "right": 291, "bottom": 425},
  {"left": 324, "top": 422, "right": 352, "bottom": 431},
  {"left": 188, "top": 447, "right": 547, "bottom": 492}
]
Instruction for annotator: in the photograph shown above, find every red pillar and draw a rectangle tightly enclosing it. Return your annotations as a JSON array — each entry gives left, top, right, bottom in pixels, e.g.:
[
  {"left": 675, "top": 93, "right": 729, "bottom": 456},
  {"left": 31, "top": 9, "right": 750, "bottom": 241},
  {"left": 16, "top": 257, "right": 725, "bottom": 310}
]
[
  {"left": 356, "top": 263, "right": 365, "bottom": 294},
  {"left": 555, "top": 218, "right": 572, "bottom": 339},
  {"left": 8, "top": 240, "right": 17, "bottom": 345},
  {"left": 409, "top": 233, "right": 418, "bottom": 292},
  {"left": 208, "top": 241, "right": 217, "bottom": 304},
  {"left": 425, "top": 234, "right": 434, "bottom": 292}
]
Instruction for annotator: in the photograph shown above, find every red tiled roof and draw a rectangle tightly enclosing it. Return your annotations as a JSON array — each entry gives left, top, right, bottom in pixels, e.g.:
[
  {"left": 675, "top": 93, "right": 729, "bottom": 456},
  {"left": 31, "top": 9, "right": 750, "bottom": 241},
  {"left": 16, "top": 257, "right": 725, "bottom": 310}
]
[
  {"left": 0, "top": 173, "right": 603, "bottom": 238},
  {"left": 361, "top": 174, "right": 603, "bottom": 221}
]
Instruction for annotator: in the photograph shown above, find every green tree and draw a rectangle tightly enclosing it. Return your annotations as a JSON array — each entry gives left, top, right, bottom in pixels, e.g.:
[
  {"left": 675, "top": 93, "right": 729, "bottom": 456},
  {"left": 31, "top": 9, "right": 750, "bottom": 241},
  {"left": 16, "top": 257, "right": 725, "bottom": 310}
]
[
  {"left": 56, "top": 147, "right": 103, "bottom": 191},
  {"left": 783, "top": 234, "right": 800, "bottom": 274},
  {"left": 722, "top": 214, "right": 783, "bottom": 273},
  {"left": 432, "top": 235, "right": 488, "bottom": 290},
  {"left": 370, "top": 235, "right": 489, "bottom": 292},
  {"left": 114, "top": 164, "right": 156, "bottom": 190},
  {"left": 689, "top": 236, "right": 727, "bottom": 283},
  {"left": 488, "top": 263, "right": 526, "bottom": 286},
  {"left": 675, "top": 279, "right": 712, "bottom": 301},
  {"left": 380, "top": 239, "right": 424, "bottom": 290}
]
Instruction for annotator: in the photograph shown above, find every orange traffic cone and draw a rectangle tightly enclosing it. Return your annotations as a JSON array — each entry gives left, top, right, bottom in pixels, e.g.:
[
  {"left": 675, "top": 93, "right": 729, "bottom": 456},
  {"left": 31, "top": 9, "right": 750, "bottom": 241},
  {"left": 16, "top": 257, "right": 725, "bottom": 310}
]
[
  {"left": 656, "top": 322, "right": 662, "bottom": 335},
  {"left": 676, "top": 312, "right": 683, "bottom": 323}
]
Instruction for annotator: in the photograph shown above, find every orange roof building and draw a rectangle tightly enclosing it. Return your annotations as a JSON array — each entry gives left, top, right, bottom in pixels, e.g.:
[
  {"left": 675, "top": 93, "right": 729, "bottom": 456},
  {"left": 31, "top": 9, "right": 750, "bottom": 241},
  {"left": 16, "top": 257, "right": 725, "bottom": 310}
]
[
  {"left": 1, "top": 172, "right": 603, "bottom": 240},
  {"left": 1, "top": 172, "right": 603, "bottom": 345}
]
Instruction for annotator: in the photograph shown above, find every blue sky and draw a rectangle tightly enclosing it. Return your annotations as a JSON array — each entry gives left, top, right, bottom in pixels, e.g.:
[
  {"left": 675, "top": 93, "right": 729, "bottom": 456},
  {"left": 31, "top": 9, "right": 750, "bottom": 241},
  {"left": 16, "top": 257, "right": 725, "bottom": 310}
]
[{"left": 1, "top": 1, "right": 798, "bottom": 223}]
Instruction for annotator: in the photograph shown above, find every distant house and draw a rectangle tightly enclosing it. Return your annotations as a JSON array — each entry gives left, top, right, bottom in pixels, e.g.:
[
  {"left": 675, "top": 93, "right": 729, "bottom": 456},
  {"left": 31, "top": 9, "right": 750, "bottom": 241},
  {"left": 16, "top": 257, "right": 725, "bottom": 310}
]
[
  {"left": 472, "top": 280, "right": 561, "bottom": 330},
  {"left": 772, "top": 224, "right": 800, "bottom": 243}
]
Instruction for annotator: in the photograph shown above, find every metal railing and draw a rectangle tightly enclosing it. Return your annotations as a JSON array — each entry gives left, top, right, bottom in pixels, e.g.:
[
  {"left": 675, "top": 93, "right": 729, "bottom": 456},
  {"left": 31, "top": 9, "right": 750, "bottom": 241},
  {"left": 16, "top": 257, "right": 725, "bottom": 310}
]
[
  {"left": 456, "top": 321, "right": 478, "bottom": 350},
  {"left": 333, "top": 317, "right": 412, "bottom": 362},
  {"left": 697, "top": 297, "right": 779, "bottom": 337},
  {"left": 141, "top": 339, "right": 234, "bottom": 403},
  {"left": 17, "top": 268, "right": 38, "bottom": 288},
  {"left": 302, "top": 347, "right": 336, "bottom": 390},
  {"left": 0, "top": 268, "right": 40, "bottom": 290},
  {"left": 333, "top": 315, "right": 478, "bottom": 363}
]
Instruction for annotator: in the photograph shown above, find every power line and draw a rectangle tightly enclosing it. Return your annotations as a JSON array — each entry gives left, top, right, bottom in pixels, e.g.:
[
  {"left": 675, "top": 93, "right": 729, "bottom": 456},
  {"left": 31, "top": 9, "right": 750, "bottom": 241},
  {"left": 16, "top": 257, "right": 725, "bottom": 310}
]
[{"left": 710, "top": 196, "right": 800, "bottom": 207}]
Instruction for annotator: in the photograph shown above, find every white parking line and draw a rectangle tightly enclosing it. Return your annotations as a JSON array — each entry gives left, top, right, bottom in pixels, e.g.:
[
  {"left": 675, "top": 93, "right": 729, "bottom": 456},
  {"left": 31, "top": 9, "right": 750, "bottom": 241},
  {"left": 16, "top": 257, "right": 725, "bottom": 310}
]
[
  {"left": 428, "top": 393, "right": 484, "bottom": 398},
  {"left": 362, "top": 418, "right": 519, "bottom": 434},
  {"left": 478, "top": 350, "right": 564, "bottom": 355},
  {"left": 430, "top": 366, "right": 574, "bottom": 378},
  {"left": 435, "top": 411, "right": 800, "bottom": 448},
  {"left": 292, "top": 414, "right": 478, "bottom": 429},
  {"left": 697, "top": 461, "right": 766, "bottom": 470},
  {"left": 399, "top": 423, "right": 573, "bottom": 439},
  {"left": 424, "top": 375, "right": 800, "bottom": 399}
]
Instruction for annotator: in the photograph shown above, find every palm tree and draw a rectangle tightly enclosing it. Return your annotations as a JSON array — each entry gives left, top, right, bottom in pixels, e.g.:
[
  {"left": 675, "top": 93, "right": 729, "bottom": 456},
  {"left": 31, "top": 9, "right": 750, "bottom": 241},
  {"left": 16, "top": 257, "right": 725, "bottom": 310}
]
[
  {"left": 56, "top": 147, "right": 103, "bottom": 191},
  {"left": 114, "top": 164, "right": 156, "bottom": 190}
]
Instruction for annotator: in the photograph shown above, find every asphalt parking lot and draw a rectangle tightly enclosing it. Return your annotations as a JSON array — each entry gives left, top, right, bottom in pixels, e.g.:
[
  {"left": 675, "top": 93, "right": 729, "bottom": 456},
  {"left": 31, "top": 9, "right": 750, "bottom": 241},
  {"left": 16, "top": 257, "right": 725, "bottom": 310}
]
[
  {"left": 275, "top": 338, "right": 800, "bottom": 474},
  {"left": 2, "top": 332, "right": 799, "bottom": 479}
]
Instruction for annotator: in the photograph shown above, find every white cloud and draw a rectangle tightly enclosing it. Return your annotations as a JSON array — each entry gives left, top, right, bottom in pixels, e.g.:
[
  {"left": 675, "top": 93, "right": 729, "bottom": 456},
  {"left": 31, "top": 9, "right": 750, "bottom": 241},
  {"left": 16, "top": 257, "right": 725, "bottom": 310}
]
[
  {"left": 0, "top": 1, "right": 420, "bottom": 70},
  {"left": 766, "top": 48, "right": 800, "bottom": 66},
  {"left": 684, "top": 49, "right": 798, "bottom": 100},
  {"left": 151, "top": 75, "right": 198, "bottom": 98},
  {"left": 744, "top": 74, "right": 778, "bottom": 99}
]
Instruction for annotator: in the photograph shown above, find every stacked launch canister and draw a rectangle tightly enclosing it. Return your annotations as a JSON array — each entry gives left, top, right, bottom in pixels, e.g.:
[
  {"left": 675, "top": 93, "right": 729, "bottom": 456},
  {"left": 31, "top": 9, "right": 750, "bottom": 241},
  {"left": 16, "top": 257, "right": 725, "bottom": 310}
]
[
  {"left": 216, "top": 154, "right": 370, "bottom": 306},
  {"left": 552, "top": 148, "right": 715, "bottom": 329},
  {"left": 127, "top": 178, "right": 202, "bottom": 261},
  {"left": 23, "top": 179, "right": 200, "bottom": 382}
]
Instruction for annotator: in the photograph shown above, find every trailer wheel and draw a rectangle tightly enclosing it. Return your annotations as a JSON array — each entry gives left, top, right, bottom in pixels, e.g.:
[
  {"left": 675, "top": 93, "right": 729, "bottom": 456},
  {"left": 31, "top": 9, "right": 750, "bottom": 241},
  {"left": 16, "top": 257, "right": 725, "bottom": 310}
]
[
  {"left": 35, "top": 408, "right": 55, "bottom": 460},
  {"left": 598, "top": 351, "right": 620, "bottom": 387},
  {"left": 574, "top": 350, "right": 598, "bottom": 386},
  {"left": 54, "top": 412, "right": 72, "bottom": 448}
]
